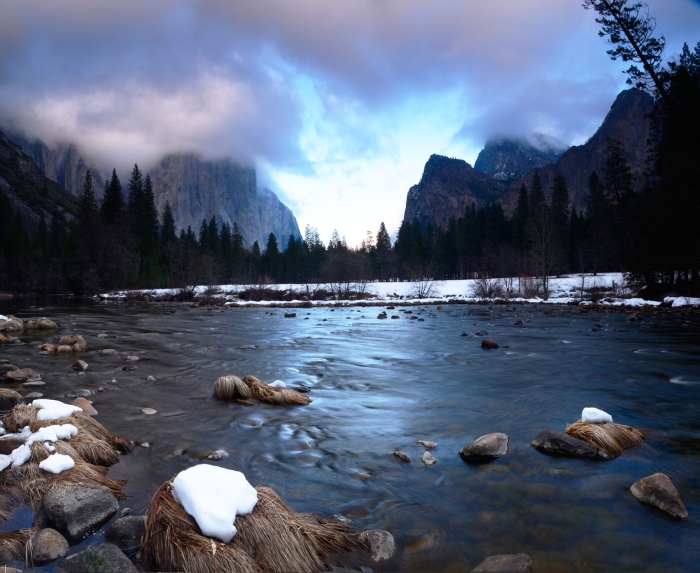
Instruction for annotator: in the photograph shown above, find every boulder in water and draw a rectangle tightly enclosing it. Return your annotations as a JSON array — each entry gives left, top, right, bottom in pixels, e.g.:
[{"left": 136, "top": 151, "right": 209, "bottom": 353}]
[
  {"left": 393, "top": 451, "right": 410, "bottom": 462},
  {"left": 3, "top": 368, "right": 34, "bottom": 382},
  {"left": 459, "top": 433, "right": 509, "bottom": 461},
  {"left": 43, "top": 486, "right": 119, "bottom": 544},
  {"left": 359, "top": 529, "right": 395, "bottom": 562},
  {"left": 630, "top": 473, "right": 688, "bottom": 519},
  {"left": 532, "top": 430, "right": 609, "bottom": 460},
  {"left": 71, "top": 360, "right": 88, "bottom": 371},
  {"left": 104, "top": 516, "right": 147, "bottom": 551},
  {"left": 30, "top": 528, "right": 69, "bottom": 565},
  {"left": 0, "top": 388, "right": 25, "bottom": 411},
  {"left": 471, "top": 553, "right": 533, "bottom": 572},
  {"left": 59, "top": 542, "right": 137, "bottom": 572},
  {"left": 481, "top": 338, "right": 499, "bottom": 350}
]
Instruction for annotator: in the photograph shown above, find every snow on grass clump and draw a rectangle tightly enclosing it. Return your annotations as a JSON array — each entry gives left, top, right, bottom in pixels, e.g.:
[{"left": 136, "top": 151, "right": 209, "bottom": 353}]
[
  {"left": 33, "top": 399, "right": 82, "bottom": 420},
  {"left": 269, "top": 380, "right": 286, "bottom": 388},
  {"left": 172, "top": 464, "right": 259, "bottom": 543},
  {"left": 25, "top": 424, "right": 78, "bottom": 446},
  {"left": 0, "top": 314, "right": 8, "bottom": 322},
  {"left": 39, "top": 453, "right": 75, "bottom": 474},
  {"left": 0, "top": 443, "right": 31, "bottom": 471},
  {"left": 582, "top": 407, "right": 613, "bottom": 424}
]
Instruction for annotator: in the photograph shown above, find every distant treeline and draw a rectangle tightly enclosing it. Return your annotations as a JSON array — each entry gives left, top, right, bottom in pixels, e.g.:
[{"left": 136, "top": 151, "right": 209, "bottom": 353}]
[{"left": 1, "top": 36, "right": 698, "bottom": 297}]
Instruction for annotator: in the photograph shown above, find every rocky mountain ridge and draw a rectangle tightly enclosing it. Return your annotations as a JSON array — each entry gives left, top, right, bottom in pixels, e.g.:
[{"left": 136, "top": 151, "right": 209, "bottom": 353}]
[{"left": 403, "top": 89, "right": 654, "bottom": 228}]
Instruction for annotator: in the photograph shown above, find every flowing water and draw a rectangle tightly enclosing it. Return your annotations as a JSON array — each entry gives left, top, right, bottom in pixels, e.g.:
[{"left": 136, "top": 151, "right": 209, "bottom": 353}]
[{"left": 1, "top": 300, "right": 700, "bottom": 572}]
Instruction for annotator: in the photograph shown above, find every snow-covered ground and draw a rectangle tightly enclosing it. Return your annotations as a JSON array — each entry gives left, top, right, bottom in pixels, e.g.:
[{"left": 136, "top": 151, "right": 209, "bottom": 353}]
[{"left": 99, "top": 273, "right": 700, "bottom": 308}]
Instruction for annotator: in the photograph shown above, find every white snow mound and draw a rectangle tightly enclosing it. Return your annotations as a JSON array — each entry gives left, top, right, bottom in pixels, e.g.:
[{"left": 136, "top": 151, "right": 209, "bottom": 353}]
[
  {"left": 39, "top": 453, "right": 75, "bottom": 474},
  {"left": 269, "top": 380, "right": 286, "bottom": 388},
  {"left": 0, "top": 314, "right": 8, "bottom": 322},
  {"left": 33, "top": 399, "right": 82, "bottom": 420},
  {"left": 582, "top": 407, "right": 613, "bottom": 424},
  {"left": 172, "top": 464, "right": 258, "bottom": 543},
  {"left": 26, "top": 424, "right": 78, "bottom": 446}
]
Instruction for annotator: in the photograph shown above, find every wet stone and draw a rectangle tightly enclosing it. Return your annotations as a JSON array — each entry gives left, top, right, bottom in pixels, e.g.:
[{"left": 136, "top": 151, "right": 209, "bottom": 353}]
[
  {"left": 31, "top": 528, "right": 69, "bottom": 565},
  {"left": 98, "top": 349, "right": 117, "bottom": 356},
  {"left": 71, "top": 360, "right": 88, "bottom": 371},
  {"left": 359, "top": 529, "right": 395, "bottom": 562},
  {"left": 394, "top": 450, "right": 411, "bottom": 462},
  {"left": 416, "top": 440, "right": 437, "bottom": 449},
  {"left": 140, "top": 408, "right": 156, "bottom": 415},
  {"left": 124, "top": 355, "right": 139, "bottom": 361},
  {"left": 3, "top": 368, "right": 34, "bottom": 381},
  {"left": 481, "top": 338, "right": 499, "bottom": 350},
  {"left": 0, "top": 364, "right": 18, "bottom": 373},
  {"left": 65, "top": 389, "right": 94, "bottom": 398},
  {"left": 72, "top": 397, "right": 97, "bottom": 416},
  {"left": 59, "top": 542, "right": 137, "bottom": 573},
  {"left": 43, "top": 486, "right": 119, "bottom": 544},
  {"left": 104, "top": 516, "right": 146, "bottom": 551},
  {"left": 475, "top": 330, "right": 488, "bottom": 336},
  {"left": 284, "top": 312, "right": 297, "bottom": 318},
  {"left": 531, "top": 430, "right": 609, "bottom": 460},
  {"left": 0, "top": 388, "right": 25, "bottom": 411},
  {"left": 630, "top": 472, "right": 688, "bottom": 519},
  {"left": 422, "top": 451, "right": 437, "bottom": 466},
  {"left": 122, "top": 365, "right": 138, "bottom": 371},
  {"left": 143, "top": 375, "right": 156, "bottom": 381},
  {"left": 207, "top": 449, "right": 229, "bottom": 460},
  {"left": 471, "top": 553, "right": 533, "bottom": 573},
  {"left": 25, "top": 392, "right": 43, "bottom": 399},
  {"left": 459, "top": 433, "right": 509, "bottom": 461}
]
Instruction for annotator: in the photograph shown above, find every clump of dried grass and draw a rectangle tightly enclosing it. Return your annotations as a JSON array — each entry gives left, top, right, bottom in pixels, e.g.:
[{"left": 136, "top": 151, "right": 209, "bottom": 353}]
[
  {"left": 25, "top": 318, "right": 57, "bottom": 330},
  {"left": 565, "top": 420, "right": 645, "bottom": 458},
  {"left": 1, "top": 404, "right": 39, "bottom": 433},
  {"left": 38, "top": 334, "right": 88, "bottom": 355},
  {"left": 0, "top": 315, "right": 23, "bottom": 333},
  {"left": 142, "top": 481, "right": 361, "bottom": 573},
  {"left": 214, "top": 374, "right": 311, "bottom": 406},
  {"left": 0, "top": 528, "right": 35, "bottom": 565}
]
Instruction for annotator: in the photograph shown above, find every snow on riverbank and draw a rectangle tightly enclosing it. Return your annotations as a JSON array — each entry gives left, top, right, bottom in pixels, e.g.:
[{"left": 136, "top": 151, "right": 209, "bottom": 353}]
[{"left": 99, "top": 273, "right": 699, "bottom": 308}]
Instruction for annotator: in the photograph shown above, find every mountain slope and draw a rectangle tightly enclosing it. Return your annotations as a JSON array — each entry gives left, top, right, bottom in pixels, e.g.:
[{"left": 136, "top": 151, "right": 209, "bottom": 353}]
[
  {"left": 0, "top": 130, "right": 77, "bottom": 229},
  {"left": 149, "top": 153, "right": 301, "bottom": 249},
  {"left": 499, "top": 89, "right": 654, "bottom": 216},
  {"left": 474, "top": 133, "right": 569, "bottom": 183}
]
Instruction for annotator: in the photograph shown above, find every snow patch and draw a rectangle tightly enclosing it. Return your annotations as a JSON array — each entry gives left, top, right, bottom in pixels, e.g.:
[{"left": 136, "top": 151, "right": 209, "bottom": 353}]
[
  {"left": 269, "top": 380, "right": 286, "bottom": 388},
  {"left": 582, "top": 407, "right": 613, "bottom": 424},
  {"left": 44, "top": 442, "right": 56, "bottom": 452},
  {"left": 33, "top": 399, "right": 82, "bottom": 420},
  {"left": 26, "top": 424, "right": 78, "bottom": 446},
  {"left": 39, "top": 453, "right": 75, "bottom": 474},
  {"left": 0, "top": 314, "right": 8, "bottom": 322},
  {"left": 172, "top": 464, "right": 258, "bottom": 543}
]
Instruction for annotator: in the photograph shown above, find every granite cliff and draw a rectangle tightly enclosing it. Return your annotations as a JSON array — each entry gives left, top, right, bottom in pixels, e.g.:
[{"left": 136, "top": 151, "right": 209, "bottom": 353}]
[
  {"left": 499, "top": 89, "right": 654, "bottom": 216},
  {"left": 149, "top": 153, "right": 301, "bottom": 249},
  {"left": 0, "top": 129, "right": 77, "bottom": 230},
  {"left": 7, "top": 133, "right": 106, "bottom": 198},
  {"left": 403, "top": 155, "right": 506, "bottom": 229},
  {"left": 403, "top": 89, "right": 654, "bottom": 227},
  {"left": 474, "top": 133, "right": 569, "bottom": 183}
]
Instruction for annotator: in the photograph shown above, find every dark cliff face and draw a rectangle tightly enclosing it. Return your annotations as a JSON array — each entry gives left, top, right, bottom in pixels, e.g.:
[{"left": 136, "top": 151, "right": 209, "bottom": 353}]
[
  {"left": 499, "top": 89, "right": 654, "bottom": 216},
  {"left": 0, "top": 130, "right": 77, "bottom": 229},
  {"left": 7, "top": 133, "right": 106, "bottom": 198},
  {"left": 474, "top": 134, "right": 568, "bottom": 183},
  {"left": 150, "top": 153, "right": 301, "bottom": 249},
  {"left": 403, "top": 154, "right": 506, "bottom": 229}
]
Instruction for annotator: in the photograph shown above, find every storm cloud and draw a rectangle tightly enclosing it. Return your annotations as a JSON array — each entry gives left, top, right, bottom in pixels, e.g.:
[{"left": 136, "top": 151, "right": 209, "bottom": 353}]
[{"left": 0, "top": 0, "right": 698, "bottom": 243}]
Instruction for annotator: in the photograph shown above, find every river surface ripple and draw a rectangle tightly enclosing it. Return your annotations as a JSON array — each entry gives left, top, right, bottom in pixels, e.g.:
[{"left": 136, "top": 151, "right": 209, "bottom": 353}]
[{"left": 1, "top": 301, "right": 700, "bottom": 572}]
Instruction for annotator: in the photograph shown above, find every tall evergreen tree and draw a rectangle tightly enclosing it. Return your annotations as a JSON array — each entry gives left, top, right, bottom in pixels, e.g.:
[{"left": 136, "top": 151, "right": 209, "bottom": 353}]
[{"left": 101, "top": 169, "right": 124, "bottom": 224}]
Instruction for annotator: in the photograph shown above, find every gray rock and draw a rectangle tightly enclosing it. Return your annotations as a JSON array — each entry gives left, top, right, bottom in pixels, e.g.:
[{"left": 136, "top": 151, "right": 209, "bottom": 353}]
[
  {"left": 119, "top": 508, "right": 132, "bottom": 517},
  {"left": 531, "top": 430, "right": 609, "bottom": 460},
  {"left": 71, "top": 360, "right": 88, "bottom": 371},
  {"left": 30, "top": 528, "right": 69, "bottom": 565},
  {"left": 98, "top": 349, "right": 118, "bottom": 356},
  {"left": 394, "top": 450, "right": 411, "bottom": 462},
  {"left": 122, "top": 365, "right": 138, "bottom": 371},
  {"left": 207, "top": 449, "right": 229, "bottom": 460},
  {"left": 460, "top": 433, "right": 509, "bottom": 461},
  {"left": 422, "top": 451, "right": 437, "bottom": 466},
  {"left": 630, "top": 472, "right": 688, "bottom": 519},
  {"left": 104, "top": 516, "right": 146, "bottom": 551},
  {"left": 43, "top": 486, "right": 119, "bottom": 544},
  {"left": 471, "top": 553, "right": 533, "bottom": 572},
  {"left": 0, "top": 388, "right": 25, "bottom": 411},
  {"left": 64, "top": 389, "right": 93, "bottom": 398},
  {"left": 58, "top": 542, "right": 137, "bottom": 573},
  {"left": 24, "top": 392, "right": 43, "bottom": 399},
  {"left": 416, "top": 440, "right": 437, "bottom": 449},
  {"left": 284, "top": 312, "right": 297, "bottom": 318},
  {"left": 359, "top": 529, "right": 395, "bottom": 562}
]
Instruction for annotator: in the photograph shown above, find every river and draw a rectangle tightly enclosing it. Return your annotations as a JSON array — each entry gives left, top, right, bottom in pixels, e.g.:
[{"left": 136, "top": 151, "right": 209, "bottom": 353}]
[{"left": 1, "top": 300, "right": 699, "bottom": 572}]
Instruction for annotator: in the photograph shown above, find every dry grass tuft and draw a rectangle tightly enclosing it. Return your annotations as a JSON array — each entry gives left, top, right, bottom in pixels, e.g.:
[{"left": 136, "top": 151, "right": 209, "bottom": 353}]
[
  {"left": 59, "top": 334, "right": 88, "bottom": 353},
  {"left": 26, "top": 318, "right": 58, "bottom": 330},
  {"left": 214, "top": 374, "right": 311, "bottom": 406},
  {"left": 565, "top": 420, "right": 645, "bottom": 458},
  {"left": 0, "top": 315, "right": 23, "bottom": 333},
  {"left": 29, "top": 442, "right": 51, "bottom": 464},
  {"left": 142, "top": 481, "right": 360, "bottom": 573},
  {"left": 142, "top": 482, "right": 261, "bottom": 573},
  {"left": 0, "top": 528, "right": 35, "bottom": 565},
  {"left": 1, "top": 404, "right": 40, "bottom": 433}
]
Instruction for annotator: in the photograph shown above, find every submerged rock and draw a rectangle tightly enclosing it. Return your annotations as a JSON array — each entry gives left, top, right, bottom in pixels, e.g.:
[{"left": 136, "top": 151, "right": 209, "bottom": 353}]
[
  {"left": 3, "top": 368, "right": 34, "bottom": 381},
  {"left": 65, "top": 389, "right": 94, "bottom": 398},
  {"left": 422, "top": 451, "right": 437, "bottom": 466},
  {"left": 44, "top": 486, "right": 119, "bottom": 544},
  {"left": 416, "top": 440, "right": 437, "bottom": 449},
  {"left": 630, "top": 473, "right": 688, "bottom": 519},
  {"left": 531, "top": 430, "right": 609, "bottom": 460},
  {"left": 471, "top": 553, "right": 533, "bottom": 572},
  {"left": 98, "top": 349, "right": 118, "bottom": 356},
  {"left": 104, "top": 516, "right": 146, "bottom": 551},
  {"left": 459, "top": 433, "right": 509, "bottom": 461},
  {"left": 71, "top": 360, "right": 88, "bottom": 371},
  {"left": 30, "top": 528, "right": 69, "bottom": 565},
  {"left": 394, "top": 450, "right": 411, "bottom": 462},
  {"left": 0, "top": 388, "right": 25, "bottom": 411},
  {"left": 59, "top": 542, "right": 137, "bottom": 573},
  {"left": 359, "top": 529, "right": 395, "bottom": 562}
]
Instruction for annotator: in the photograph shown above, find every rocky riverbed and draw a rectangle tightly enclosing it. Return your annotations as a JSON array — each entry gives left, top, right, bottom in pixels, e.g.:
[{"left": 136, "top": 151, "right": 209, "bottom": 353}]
[{"left": 1, "top": 299, "right": 699, "bottom": 572}]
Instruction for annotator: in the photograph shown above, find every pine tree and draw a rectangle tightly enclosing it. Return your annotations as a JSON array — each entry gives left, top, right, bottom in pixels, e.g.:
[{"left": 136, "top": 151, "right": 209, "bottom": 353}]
[
  {"left": 160, "top": 201, "right": 177, "bottom": 246},
  {"left": 101, "top": 169, "right": 124, "bottom": 224},
  {"left": 550, "top": 174, "right": 570, "bottom": 273}
]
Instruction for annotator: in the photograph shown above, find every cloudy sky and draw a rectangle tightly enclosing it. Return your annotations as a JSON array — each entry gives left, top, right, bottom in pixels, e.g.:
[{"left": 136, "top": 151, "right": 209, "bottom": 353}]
[{"left": 1, "top": 0, "right": 699, "bottom": 245}]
